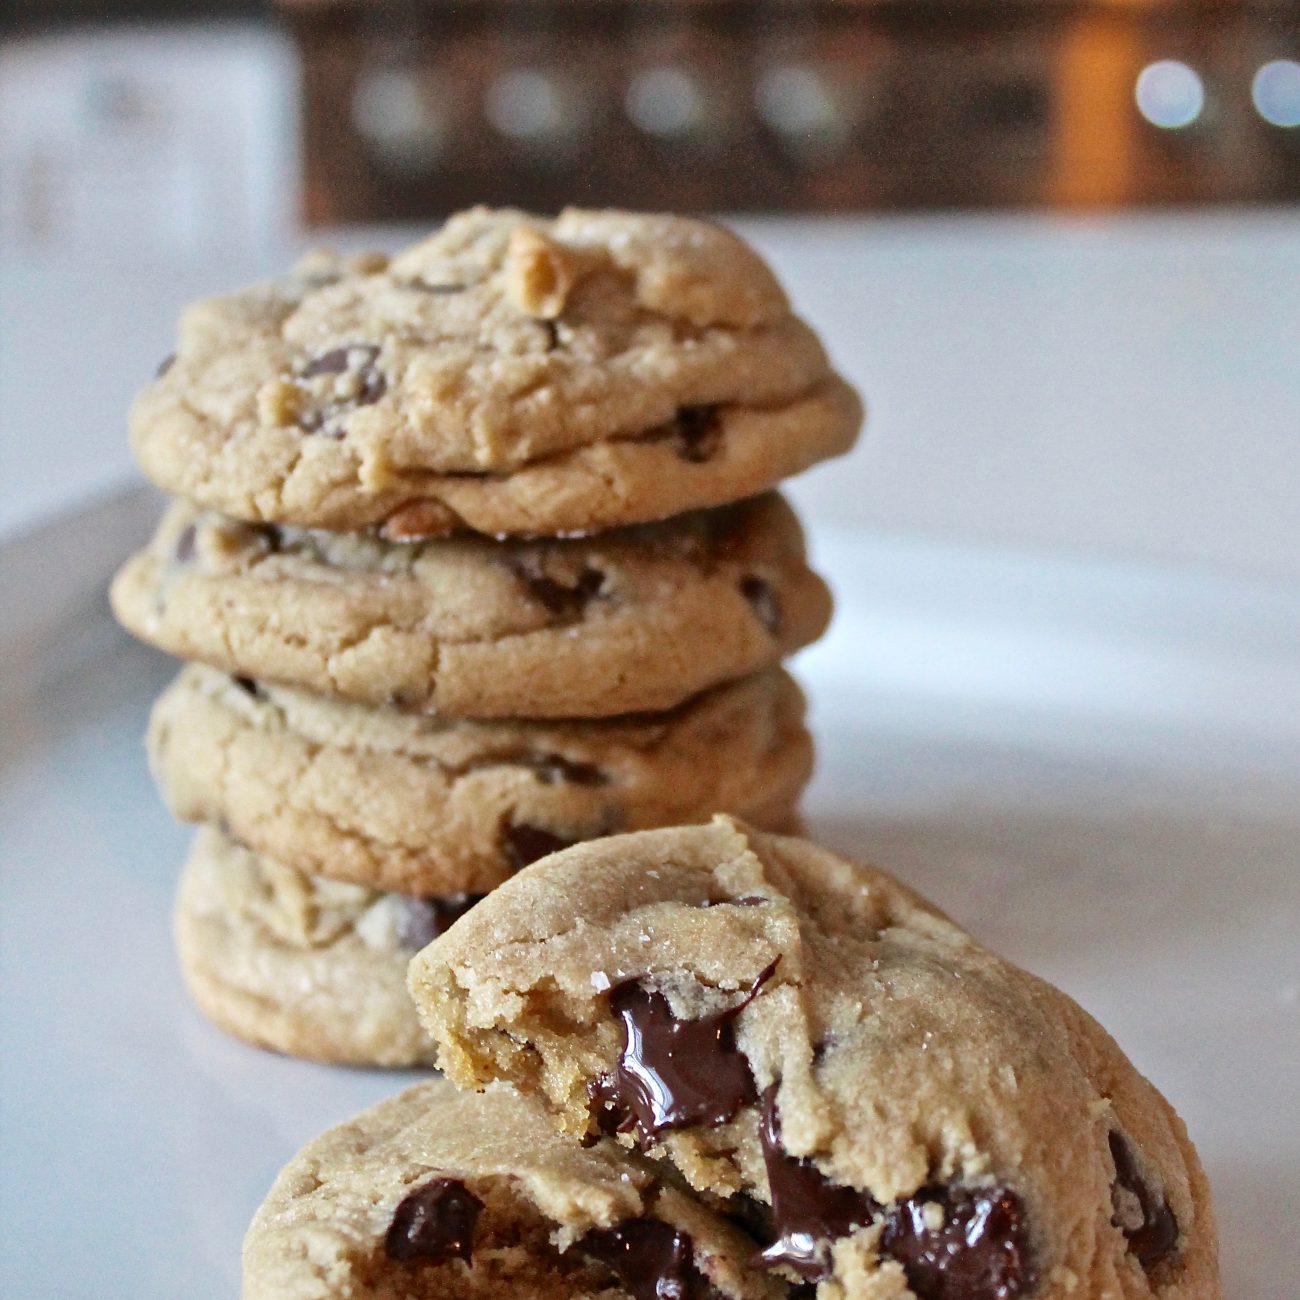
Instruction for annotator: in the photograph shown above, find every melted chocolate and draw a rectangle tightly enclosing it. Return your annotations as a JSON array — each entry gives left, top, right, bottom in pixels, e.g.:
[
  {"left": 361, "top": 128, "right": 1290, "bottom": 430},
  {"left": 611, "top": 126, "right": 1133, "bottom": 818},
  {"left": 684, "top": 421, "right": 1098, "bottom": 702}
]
[
  {"left": 674, "top": 406, "right": 723, "bottom": 463},
  {"left": 384, "top": 1176, "right": 483, "bottom": 1265},
  {"left": 508, "top": 558, "right": 606, "bottom": 619},
  {"left": 396, "top": 893, "right": 486, "bottom": 950},
  {"left": 756, "top": 1087, "right": 1032, "bottom": 1295},
  {"left": 502, "top": 823, "right": 579, "bottom": 871},
  {"left": 589, "top": 963, "right": 775, "bottom": 1145},
  {"left": 880, "top": 1186, "right": 1033, "bottom": 1300},
  {"left": 1108, "top": 1131, "right": 1178, "bottom": 1270},
  {"left": 739, "top": 576, "right": 781, "bottom": 636},
  {"left": 756, "top": 1084, "right": 878, "bottom": 1279},
  {"left": 576, "top": 1219, "right": 717, "bottom": 1300}
]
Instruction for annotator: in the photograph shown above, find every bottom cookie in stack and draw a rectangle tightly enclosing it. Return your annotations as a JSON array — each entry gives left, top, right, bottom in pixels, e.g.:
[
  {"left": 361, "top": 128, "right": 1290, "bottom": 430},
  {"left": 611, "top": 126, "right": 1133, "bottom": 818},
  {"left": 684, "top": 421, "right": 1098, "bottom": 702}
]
[
  {"left": 166, "top": 670, "right": 814, "bottom": 1066},
  {"left": 176, "top": 829, "right": 453, "bottom": 1067},
  {"left": 242, "top": 1078, "right": 780, "bottom": 1300}
]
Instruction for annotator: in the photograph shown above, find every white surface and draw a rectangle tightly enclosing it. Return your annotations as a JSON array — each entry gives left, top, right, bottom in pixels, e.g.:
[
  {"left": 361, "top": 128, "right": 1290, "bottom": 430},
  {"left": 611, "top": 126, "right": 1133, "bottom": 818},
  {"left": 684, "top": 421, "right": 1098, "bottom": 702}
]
[
  {"left": 3, "top": 209, "right": 1299, "bottom": 577},
  {"left": 2, "top": 506, "right": 1297, "bottom": 1299},
  {"left": 0, "top": 25, "right": 297, "bottom": 255}
]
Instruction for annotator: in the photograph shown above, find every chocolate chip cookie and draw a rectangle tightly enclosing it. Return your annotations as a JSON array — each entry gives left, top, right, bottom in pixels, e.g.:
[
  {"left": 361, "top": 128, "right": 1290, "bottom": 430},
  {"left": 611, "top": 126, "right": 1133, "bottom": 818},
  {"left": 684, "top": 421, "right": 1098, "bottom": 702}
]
[
  {"left": 175, "top": 827, "right": 444, "bottom": 1067},
  {"left": 131, "top": 208, "right": 862, "bottom": 535},
  {"left": 408, "top": 818, "right": 1221, "bottom": 1299},
  {"left": 150, "top": 664, "right": 810, "bottom": 895},
  {"left": 243, "top": 1078, "right": 783, "bottom": 1300},
  {"left": 111, "top": 493, "right": 831, "bottom": 718}
]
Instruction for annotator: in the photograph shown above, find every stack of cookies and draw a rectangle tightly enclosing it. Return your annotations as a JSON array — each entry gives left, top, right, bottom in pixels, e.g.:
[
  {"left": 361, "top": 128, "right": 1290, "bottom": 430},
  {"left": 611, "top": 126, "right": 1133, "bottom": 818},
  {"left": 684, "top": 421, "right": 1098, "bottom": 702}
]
[{"left": 110, "top": 208, "right": 863, "bottom": 1067}]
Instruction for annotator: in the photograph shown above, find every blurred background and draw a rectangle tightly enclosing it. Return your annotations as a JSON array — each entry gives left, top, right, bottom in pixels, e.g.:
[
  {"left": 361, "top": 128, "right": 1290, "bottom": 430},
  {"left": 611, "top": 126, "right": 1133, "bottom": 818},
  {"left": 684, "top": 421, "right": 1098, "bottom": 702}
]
[{"left": 2, "top": 0, "right": 1297, "bottom": 575}]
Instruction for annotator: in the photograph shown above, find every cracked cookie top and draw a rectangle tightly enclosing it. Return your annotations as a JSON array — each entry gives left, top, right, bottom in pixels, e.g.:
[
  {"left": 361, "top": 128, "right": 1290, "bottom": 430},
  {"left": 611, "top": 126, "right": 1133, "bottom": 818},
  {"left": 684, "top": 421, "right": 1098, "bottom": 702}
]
[
  {"left": 129, "top": 207, "right": 862, "bottom": 534},
  {"left": 408, "top": 818, "right": 1221, "bottom": 1300}
]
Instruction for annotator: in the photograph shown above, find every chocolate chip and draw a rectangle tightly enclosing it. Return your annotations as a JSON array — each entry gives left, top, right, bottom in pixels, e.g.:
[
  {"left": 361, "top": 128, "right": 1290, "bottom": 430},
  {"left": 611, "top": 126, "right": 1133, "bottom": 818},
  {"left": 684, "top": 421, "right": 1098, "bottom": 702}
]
[
  {"left": 1109, "top": 1131, "right": 1178, "bottom": 1270},
  {"left": 540, "top": 318, "right": 561, "bottom": 351},
  {"left": 384, "top": 1176, "right": 483, "bottom": 1265},
  {"left": 174, "top": 524, "right": 197, "bottom": 565},
  {"left": 507, "top": 558, "right": 606, "bottom": 620},
  {"left": 301, "top": 346, "right": 365, "bottom": 378},
  {"left": 298, "top": 344, "right": 386, "bottom": 434},
  {"left": 396, "top": 893, "right": 486, "bottom": 951},
  {"left": 880, "top": 1186, "right": 1034, "bottom": 1300},
  {"left": 756, "top": 1083, "right": 879, "bottom": 1280},
  {"left": 740, "top": 576, "right": 781, "bottom": 637},
  {"left": 674, "top": 406, "right": 723, "bottom": 463},
  {"left": 575, "top": 1219, "right": 720, "bottom": 1300},
  {"left": 155, "top": 353, "right": 175, "bottom": 378},
  {"left": 231, "top": 676, "right": 263, "bottom": 699},
  {"left": 757, "top": 1086, "right": 1033, "bottom": 1294},
  {"left": 589, "top": 962, "right": 776, "bottom": 1145},
  {"left": 515, "top": 754, "right": 606, "bottom": 786},
  {"left": 502, "top": 823, "right": 579, "bottom": 871}
]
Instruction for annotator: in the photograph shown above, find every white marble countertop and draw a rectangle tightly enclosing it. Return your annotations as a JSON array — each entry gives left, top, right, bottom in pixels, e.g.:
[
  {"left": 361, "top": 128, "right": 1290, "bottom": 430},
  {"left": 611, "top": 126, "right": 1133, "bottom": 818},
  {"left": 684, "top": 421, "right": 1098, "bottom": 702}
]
[{"left": 3, "top": 208, "right": 1298, "bottom": 577}]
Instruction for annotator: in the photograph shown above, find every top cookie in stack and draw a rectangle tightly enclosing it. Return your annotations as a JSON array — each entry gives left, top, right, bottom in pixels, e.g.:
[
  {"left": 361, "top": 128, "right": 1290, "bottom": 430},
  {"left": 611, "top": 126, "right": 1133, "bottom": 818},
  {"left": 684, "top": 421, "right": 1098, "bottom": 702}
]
[
  {"left": 128, "top": 208, "right": 860, "bottom": 541},
  {"left": 110, "top": 208, "right": 862, "bottom": 1067}
]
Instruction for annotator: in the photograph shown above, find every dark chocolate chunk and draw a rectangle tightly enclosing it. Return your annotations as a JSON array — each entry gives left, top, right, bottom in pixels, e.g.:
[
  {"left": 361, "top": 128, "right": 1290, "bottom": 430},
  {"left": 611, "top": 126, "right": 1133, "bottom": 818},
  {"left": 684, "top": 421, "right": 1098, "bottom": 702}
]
[
  {"left": 1109, "top": 1131, "right": 1178, "bottom": 1270},
  {"left": 756, "top": 1084, "right": 878, "bottom": 1280},
  {"left": 515, "top": 754, "right": 606, "bottom": 786},
  {"left": 231, "top": 675, "right": 263, "bottom": 699},
  {"left": 301, "top": 345, "right": 370, "bottom": 378},
  {"left": 155, "top": 353, "right": 175, "bottom": 378},
  {"left": 174, "top": 524, "right": 197, "bottom": 565},
  {"left": 540, "top": 318, "right": 561, "bottom": 351},
  {"left": 384, "top": 1176, "right": 483, "bottom": 1265},
  {"left": 589, "top": 962, "right": 776, "bottom": 1145},
  {"left": 502, "top": 823, "right": 579, "bottom": 872},
  {"left": 722, "top": 1191, "right": 776, "bottom": 1243},
  {"left": 880, "top": 1185, "right": 1034, "bottom": 1300},
  {"left": 356, "top": 367, "right": 386, "bottom": 406},
  {"left": 396, "top": 893, "right": 486, "bottom": 951},
  {"left": 298, "top": 344, "right": 386, "bottom": 434},
  {"left": 507, "top": 558, "right": 606, "bottom": 620},
  {"left": 739, "top": 575, "right": 781, "bottom": 637},
  {"left": 758, "top": 1086, "right": 1033, "bottom": 1294},
  {"left": 576, "top": 1218, "right": 720, "bottom": 1300},
  {"left": 674, "top": 406, "right": 723, "bottom": 463}
]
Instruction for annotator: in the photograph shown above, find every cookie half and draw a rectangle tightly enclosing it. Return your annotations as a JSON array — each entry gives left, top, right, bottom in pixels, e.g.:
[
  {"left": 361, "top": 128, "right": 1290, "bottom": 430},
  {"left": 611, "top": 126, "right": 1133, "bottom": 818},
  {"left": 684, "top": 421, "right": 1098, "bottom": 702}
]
[
  {"left": 151, "top": 664, "right": 810, "bottom": 895},
  {"left": 409, "top": 819, "right": 1222, "bottom": 1299},
  {"left": 111, "top": 492, "right": 830, "bottom": 718},
  {"left": 130, "top": 207, "right": 862, "bottom": 534},
  {"left": 243, "top": 1078, "right": 782, "bottom": 1300},
  {"left": 175, "top": 828, "right": 443, "bottom": 1067}
]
